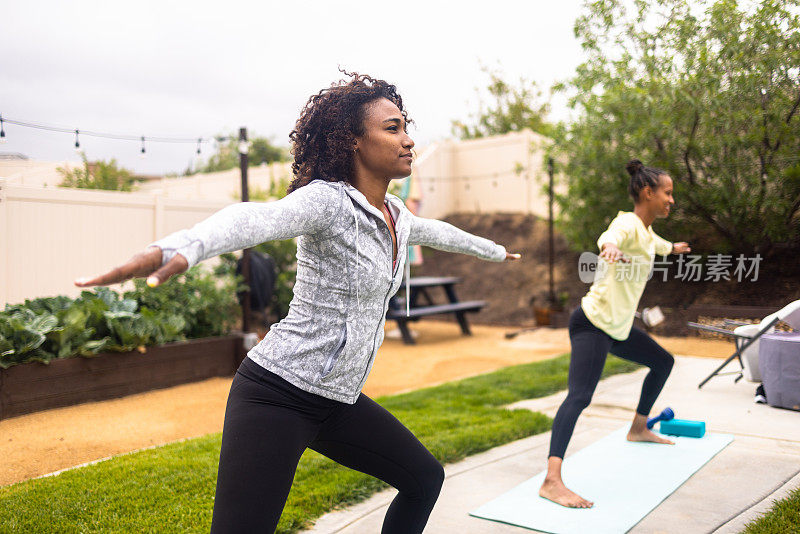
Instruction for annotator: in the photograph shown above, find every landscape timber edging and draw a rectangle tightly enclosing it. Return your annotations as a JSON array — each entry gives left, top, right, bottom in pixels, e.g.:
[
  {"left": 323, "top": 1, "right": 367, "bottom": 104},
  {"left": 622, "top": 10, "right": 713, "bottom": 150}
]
[{"left": 0, "top": 334, "right": 245, "bottom": 420}]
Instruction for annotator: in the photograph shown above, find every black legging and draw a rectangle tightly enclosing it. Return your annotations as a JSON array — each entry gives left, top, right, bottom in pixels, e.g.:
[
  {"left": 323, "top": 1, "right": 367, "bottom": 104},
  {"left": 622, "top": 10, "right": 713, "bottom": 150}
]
[
  {"left": 210, "top": 357, "right": 444, "bottom": 533},
  {"left": 548, "top": 306, "right": 674, "bottom": 459}
]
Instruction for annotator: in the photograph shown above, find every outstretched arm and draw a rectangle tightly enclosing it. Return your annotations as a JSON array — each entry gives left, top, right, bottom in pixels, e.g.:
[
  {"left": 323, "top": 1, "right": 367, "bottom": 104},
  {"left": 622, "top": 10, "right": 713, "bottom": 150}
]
[
  {"left": 408, "top": 214, "right": 517, "bottom": 262},
  {"left": 153, "top": 182, "right": 339, "bottom": 268},
  {"left": 75, "top": 246, "right": 185, "bottom": 289},
  {"left": 75, "top": 182, "right": 340, "bottom": 288}
]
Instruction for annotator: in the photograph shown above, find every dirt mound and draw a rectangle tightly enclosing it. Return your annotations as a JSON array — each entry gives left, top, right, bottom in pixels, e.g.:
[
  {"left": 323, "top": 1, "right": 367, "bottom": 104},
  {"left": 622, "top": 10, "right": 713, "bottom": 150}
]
[
  {"left": 414, "top": 213, "right": 581, "bottom": 326},
  {"left": 414, "top": 213, "right": 800, "bottom": 333}
]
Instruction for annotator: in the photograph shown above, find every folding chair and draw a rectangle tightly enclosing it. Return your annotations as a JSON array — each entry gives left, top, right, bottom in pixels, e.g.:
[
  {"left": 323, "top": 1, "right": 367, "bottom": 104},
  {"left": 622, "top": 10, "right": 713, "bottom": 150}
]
[{"left": 689, "top": 300, "right": 800, "bottom": 389}]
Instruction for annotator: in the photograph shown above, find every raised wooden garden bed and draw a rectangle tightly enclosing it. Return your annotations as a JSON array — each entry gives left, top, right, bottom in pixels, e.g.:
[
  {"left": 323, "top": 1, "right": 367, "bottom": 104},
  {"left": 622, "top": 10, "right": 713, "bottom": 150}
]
[{"left": 0, "top": 335, "right": 245, "bottom": 420}]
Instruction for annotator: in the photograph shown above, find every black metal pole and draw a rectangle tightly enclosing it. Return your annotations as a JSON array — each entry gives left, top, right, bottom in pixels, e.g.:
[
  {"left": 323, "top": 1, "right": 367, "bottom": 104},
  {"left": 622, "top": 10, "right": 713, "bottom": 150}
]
[
  {"left": 548, "top": 157, "right": 555, "bottom": 305},
  {"left": 239, "top": 127, "right": 252, "bottom": 333}
]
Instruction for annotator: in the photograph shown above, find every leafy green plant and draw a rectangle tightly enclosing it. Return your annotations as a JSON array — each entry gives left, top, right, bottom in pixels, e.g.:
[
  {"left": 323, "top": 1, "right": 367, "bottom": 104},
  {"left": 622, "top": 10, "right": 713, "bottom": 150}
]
[
  {"left": 58, "top": 154, "right": 137, "bottom": 191},
  {"left": 124, "top": 268, "right": 239, "bottom": 339},
  {"left": 0, "top": 268, "right": 238, "bottom": 369},
  {"left": 0, "top": 308, "right": 60, "bottom": 367}
]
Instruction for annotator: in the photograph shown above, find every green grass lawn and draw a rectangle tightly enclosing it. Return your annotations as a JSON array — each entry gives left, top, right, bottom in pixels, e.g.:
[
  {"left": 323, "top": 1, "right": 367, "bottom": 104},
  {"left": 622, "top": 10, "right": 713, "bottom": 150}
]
[
  {"left": 0, "top": 354, "right": 640, "bottom": 533},
  {"left": 743, "top": 486, "right": 800, "bottom": 534}
]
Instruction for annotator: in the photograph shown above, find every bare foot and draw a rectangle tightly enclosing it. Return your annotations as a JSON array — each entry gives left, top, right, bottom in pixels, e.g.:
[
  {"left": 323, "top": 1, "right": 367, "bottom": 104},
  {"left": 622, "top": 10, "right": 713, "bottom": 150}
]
[
  {"left": 627, "top": 428, "right": 675, "bottom": 444},
  {"left": 539, "top": 478, "right": 594, "bottom": 508}
]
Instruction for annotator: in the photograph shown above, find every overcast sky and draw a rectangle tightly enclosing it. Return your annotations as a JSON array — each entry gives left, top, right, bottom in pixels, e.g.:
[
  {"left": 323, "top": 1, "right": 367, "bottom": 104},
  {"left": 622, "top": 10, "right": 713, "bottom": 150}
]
[{"left": 1, "top": 1, "right": 586, "bottom": 175}]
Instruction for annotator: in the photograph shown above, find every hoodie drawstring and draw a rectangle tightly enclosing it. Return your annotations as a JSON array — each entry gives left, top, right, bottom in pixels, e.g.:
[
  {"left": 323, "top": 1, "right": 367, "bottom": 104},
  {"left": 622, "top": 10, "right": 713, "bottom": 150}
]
[
  {"left": 349, "top": 199, "right": 361, "bottom": 313},
  {"left": 351, "top": 196, "right": 410, "bottom": 318},
  {"left": 405, "top": 246, "right": 411, "bottom": 317}
]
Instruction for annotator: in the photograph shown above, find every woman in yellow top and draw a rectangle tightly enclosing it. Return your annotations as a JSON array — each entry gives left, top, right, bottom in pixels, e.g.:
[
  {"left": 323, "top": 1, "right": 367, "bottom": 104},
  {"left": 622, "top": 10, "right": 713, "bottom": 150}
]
[{"left": 539, "top": 159, "right": 691, "bottom": 508}]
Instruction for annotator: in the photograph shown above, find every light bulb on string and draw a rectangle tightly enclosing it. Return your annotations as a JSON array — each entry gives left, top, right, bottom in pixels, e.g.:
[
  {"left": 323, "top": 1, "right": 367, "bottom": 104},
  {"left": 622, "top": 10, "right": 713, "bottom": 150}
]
[{"left": 0, "top": 115, "right": 242, "bottom": 166}]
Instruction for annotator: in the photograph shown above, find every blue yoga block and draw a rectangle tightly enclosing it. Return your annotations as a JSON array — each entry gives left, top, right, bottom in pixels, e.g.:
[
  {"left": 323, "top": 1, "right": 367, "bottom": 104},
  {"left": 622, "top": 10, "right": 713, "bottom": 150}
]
[{"left": 659, "top": 419, "right": 706, "bottom": 438}]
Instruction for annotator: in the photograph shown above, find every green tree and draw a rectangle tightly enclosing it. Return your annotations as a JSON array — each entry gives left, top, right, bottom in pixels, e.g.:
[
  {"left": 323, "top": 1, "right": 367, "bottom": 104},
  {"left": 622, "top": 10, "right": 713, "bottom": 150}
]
[
  {"left": 452, "top": 66, "right": 553, "bottom": 139},
  {"left": 199, "top": 137, "right": 239, "bottom": 173},
  {"left": 198, "top": 134, "right": 288, "bottom": 174},
  {"left": 554, "top": 0, "right": 800, "bottom": 256},
  {"left": 250, "top": 138, "right": 288, "bottom": 166},
  {"left": 58, "top": 154, "right": 136, "bottom": 191}
]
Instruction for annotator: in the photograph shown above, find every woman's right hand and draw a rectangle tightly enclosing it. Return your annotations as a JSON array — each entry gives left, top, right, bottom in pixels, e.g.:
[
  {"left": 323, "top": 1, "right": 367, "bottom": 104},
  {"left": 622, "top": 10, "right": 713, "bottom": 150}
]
[
  {"left": 599, "top": 243, "right": 628, "bottom": 264},
  {"left": 74, "top": 247, "right": 189, "bottom": 288}
]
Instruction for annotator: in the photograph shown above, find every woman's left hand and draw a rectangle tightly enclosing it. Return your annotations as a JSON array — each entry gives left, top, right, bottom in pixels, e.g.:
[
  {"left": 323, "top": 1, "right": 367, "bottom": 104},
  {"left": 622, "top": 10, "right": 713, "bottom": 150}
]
[
  {"left": 506, "top": 252, "right": 522, "bottom": 261},
  {"left": 672, "top": 242, "right": 691, "bottom": 254}
]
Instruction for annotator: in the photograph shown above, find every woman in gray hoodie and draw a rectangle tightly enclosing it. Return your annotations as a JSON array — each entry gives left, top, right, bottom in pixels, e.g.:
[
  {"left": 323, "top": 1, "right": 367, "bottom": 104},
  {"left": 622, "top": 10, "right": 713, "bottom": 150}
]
[{"left": 76, "top": 72, "right": 519, "bottom": 533}]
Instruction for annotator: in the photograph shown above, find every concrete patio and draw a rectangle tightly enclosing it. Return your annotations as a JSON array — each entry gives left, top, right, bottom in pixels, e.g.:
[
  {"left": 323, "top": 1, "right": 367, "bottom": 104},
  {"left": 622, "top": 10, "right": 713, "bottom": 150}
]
[{"left": 304, "top": 355, "right": 800, "bottom": 533}]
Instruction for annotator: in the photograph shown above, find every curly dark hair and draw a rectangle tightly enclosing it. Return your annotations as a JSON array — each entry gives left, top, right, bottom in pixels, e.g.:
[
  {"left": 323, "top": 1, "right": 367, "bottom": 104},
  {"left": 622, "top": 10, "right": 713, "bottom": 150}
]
[{"left": 287, "top": 70, "right": 412, "bottom": 193}]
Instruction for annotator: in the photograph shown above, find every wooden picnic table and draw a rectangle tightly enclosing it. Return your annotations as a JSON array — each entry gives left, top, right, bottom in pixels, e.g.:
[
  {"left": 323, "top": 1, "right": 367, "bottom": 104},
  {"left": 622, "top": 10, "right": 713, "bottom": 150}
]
[{"left": 386, "top": 276, "right": 487, "bottom": 344}]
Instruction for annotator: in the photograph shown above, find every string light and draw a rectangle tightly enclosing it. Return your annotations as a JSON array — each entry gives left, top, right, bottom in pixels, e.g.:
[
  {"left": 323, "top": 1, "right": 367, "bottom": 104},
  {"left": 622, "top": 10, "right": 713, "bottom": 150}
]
[
  {"left": 2, "top": 114, "right": 798, "bottom": 178},
  {"left": 0, "top": 115, "right": 272, "bottom": 173},
  {"left": 0, "top": 115, "right": 216, "bottom": 159}
]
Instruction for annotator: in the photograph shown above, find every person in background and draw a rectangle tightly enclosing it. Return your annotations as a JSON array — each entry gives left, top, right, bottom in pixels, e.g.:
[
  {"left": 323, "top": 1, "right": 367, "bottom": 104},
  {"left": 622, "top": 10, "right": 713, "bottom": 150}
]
[
  {"left": 76, "top": 71, "right": 520, "bottom": 532},
  {"left": 538, "top": 159, "right": 691, "bottom": 509}
]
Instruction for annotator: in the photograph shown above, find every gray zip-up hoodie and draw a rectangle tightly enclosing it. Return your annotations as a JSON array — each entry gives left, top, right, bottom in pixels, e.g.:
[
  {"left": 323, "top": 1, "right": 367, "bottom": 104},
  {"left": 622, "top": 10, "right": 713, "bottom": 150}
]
[{"left": 153, "top": 179, "right": 506, "bottom": 403}]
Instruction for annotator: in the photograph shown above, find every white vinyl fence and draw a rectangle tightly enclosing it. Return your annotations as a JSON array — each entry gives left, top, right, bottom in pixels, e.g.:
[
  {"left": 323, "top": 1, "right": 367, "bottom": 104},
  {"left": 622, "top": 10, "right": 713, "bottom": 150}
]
[
  {"left": 413, "top": 129, "right": 560, "bottom": 219},
  {"left": 0, "top": 181, "right": 231, "bottom": 306}
]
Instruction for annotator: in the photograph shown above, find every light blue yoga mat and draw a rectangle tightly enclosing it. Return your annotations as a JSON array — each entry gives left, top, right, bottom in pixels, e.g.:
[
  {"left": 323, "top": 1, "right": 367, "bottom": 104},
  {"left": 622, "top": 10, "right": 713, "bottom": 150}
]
[{"left": 471, "top": 427, "right": 734, "bottom": 533}]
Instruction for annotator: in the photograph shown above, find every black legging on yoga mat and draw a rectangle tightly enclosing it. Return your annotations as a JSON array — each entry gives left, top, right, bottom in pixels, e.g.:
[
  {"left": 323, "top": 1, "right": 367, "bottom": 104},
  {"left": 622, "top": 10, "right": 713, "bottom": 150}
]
[
  {"left": 210, "top": 357, "right": 445, "bottom": 534},
  {"left": 548, "top": 306, "right": 675, "bottom": 459}
]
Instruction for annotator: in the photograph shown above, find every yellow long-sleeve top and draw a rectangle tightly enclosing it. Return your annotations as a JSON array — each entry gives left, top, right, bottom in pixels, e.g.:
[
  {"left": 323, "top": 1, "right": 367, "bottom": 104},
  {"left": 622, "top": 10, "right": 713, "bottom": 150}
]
[{"left": 581, "top": 211, "right": 673, "bottom": 340}]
